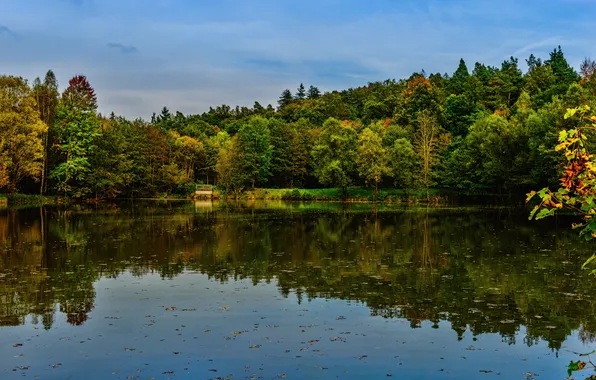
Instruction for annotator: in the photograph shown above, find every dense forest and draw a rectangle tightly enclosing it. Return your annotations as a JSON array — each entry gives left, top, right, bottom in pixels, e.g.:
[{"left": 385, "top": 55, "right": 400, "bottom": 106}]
[{"left": 1, "top": 46, "right": 594, "bottom": 199}]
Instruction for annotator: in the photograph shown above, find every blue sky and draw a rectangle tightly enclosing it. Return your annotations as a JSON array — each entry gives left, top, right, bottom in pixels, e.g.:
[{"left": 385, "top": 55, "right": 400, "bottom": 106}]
[{"left": 0, "top": 0, "right": 593, "bottom": 118}]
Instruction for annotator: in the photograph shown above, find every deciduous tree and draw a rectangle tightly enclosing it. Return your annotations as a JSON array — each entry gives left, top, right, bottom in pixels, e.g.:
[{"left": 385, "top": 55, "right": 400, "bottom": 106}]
[
  {"left": 0, "top": 76, "right": 47, "bottom": 193},
  {"left": 356, "top": 128, "right": 388, "bottom": 199},
  {"left": 50, "top": 75, "right": 100, "bottom": 197}
]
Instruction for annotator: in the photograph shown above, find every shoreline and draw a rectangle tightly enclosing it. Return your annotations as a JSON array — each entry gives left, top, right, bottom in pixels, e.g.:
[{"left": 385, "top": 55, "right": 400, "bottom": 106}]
[{"left": 2, "top": 187, "right": 526, "bottom": 207}]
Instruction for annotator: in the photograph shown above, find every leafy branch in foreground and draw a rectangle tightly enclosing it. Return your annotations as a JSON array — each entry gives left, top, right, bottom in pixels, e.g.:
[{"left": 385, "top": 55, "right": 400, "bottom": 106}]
[
  {"left": 527, "top": 105, "right": 596, "bottom": 272},
  {"left": 567, "top": 350, "right": 596, "bottom": 379}
]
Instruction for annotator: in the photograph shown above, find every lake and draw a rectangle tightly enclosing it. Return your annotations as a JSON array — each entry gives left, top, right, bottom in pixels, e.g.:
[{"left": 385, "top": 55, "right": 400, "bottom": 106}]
[{"left": 0, "top": 201, "right": 595, "bottom": 379}]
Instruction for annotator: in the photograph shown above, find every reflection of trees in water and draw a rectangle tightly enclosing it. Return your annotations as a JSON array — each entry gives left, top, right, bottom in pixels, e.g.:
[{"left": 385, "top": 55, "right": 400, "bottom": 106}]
[
  {"left": 0, "top": 208, "right": 98, "bottom": 328},
  {"left": 0, "top": 203, "right": 596, "bottom": 349}
]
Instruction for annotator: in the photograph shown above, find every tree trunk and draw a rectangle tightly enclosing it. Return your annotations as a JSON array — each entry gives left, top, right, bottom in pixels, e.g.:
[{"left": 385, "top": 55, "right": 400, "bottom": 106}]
[
  {"left": 374, "top": 181, "right": 378, "bottom": 202},
  {"left": 40, "top": 134, "right": 46, "bottom": 195}
]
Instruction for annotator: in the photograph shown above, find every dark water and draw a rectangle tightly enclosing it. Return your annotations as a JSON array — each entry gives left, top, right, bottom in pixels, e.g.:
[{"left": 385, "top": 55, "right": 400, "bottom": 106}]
[{"left": 1, "top": 201, "right": 595, "bottom": 379}]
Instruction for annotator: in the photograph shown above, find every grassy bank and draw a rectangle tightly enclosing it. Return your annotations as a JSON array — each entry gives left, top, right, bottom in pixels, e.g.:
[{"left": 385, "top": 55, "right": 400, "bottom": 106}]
[
  {"left": 6, "top": 194, "right": 58, "bottom": 206},
  {"left": 240, "top": 187, "right": 446, "bottom": 203}
]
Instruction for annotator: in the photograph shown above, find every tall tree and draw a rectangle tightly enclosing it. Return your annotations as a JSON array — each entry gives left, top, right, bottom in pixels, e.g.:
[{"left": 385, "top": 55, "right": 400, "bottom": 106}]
[
  {"left": 32, "top": 70, "right": 59, "bottom": 194},
  {"left": 295, "top": 83, "right": 306, "bottom": 100},
  {"left": 0, "top": 76, "right": 47, "bottom": 193},
  {"left": 270, "top": 119, "right": 309, "bottom": 187},
  {"left": 356, "top": 128, "right": 388, "bottom": 199},
  {"left": 546, "top": 46, "right": 579, "bottom": 86},
  {"left": 414, "top": 111, "right": 448, "bottom": 200},
  {"left": 50, "top": 75, "right": 100, "bottom": 197},
  {"left": 216, "top": 135, "right": 247, "bottom": 197},
  {"left": 307, "top": 85, "right": 321, "bottom": 99},
  {"left": 448, "top": 58, "right": 470, "bottom": 95},
  {"left": 312, "top": 118, "right": 357, "bottom": 193},
  {"left": 388, "top": 138, "right": 419, "bottom": 190},
  {"left": 394, "top": 74, "right": 444, "bottom": 127},
  {"left": 278, "top": 89, "right": 294, "bottom": 108},
  {"left": 237, "top": 117, "right": 273, "bottom": 188}
]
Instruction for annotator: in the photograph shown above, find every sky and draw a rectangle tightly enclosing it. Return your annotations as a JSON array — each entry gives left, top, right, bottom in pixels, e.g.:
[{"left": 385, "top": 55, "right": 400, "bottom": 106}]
[{"left": 0, "top": 0, "right": 594, "bottom": 119}]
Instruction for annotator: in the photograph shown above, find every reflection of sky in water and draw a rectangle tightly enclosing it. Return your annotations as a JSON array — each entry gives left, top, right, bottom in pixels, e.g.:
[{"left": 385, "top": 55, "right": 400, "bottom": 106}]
[
  {"left": 0, "top": 203, "right": 595, "bottom": 379},
  {"left": 0, "top": 272, "right": 587, "bottom": 379}
]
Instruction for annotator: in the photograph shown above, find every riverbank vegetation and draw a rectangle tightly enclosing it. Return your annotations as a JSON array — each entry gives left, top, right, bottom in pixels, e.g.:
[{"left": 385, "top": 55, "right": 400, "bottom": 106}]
[{"left": 1, "top": 46, "right": 594, "bottom": 200}]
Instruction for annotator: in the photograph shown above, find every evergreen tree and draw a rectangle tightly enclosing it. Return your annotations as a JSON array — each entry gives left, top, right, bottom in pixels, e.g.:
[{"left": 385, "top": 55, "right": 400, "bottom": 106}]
[
  {"left": 278, "top": 89, "right": 293, "bottom": 108},
  {"left": 307, "top": 85, "right": 321, "bottom": 99},
  {"left": 546, "top": 46, "right": 579, "bottom": 85},
  {"left": 295, "top": 83, "right": 306, "bottom": 100},
  {"left": 448, "top": 58, "right": 470, "bottom": 95},
  {"left": 32, "top": 70, "right": 59, "bottom": 194},
  {"left": 50, "top": 75, "right": 100, "bottom": 197}
]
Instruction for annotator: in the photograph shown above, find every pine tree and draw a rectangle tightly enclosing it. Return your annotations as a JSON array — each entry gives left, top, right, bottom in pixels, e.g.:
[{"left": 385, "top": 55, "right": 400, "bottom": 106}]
[
  {"left": 448, "top": 58, "right": 469, "bottom": 95},
  {"left": 278, "top": 89, "right": 293, "bottom": 107},
  {"left": 295, "top": 83, "right": 306, "bottom": 100},
  {"left": 546, "top": 46, "right": 579, "bottom": 85},
  {"left": 307, "top": 85, "right": 321, "bottom": 99}
]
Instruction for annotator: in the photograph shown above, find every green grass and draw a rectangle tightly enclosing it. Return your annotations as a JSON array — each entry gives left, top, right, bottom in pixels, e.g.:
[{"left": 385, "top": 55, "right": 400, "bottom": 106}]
[
  {"left": 239, "top": 187, "right": 446, "bottom": 203},
  {"left": 7, "top": 194, "right": 58, "bottom": 206}
]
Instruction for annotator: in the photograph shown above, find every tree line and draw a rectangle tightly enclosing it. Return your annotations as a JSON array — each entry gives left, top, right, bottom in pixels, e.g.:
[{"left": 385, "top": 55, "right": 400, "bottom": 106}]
[{"left": 0, "top": 46, "right": 594, "bottom": 199}]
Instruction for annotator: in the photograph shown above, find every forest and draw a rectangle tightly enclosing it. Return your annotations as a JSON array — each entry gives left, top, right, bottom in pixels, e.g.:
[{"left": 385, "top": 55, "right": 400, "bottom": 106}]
[{"left": 0, "top": 46, "right": 594, "bottom": 200}]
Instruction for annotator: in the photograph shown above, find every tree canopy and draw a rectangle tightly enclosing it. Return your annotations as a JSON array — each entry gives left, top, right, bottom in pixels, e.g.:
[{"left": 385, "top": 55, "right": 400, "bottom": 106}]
[{"left": 1, "top": 46, "right": 594, "bottom": 200}]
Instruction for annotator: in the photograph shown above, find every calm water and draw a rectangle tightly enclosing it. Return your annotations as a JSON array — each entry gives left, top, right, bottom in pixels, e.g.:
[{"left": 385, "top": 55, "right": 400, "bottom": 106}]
[{"left": 1, "top": 201, "right": 595, "bottom": 379}]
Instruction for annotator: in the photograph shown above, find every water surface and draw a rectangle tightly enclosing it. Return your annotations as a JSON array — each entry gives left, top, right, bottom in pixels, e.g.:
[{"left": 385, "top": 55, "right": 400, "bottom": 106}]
[{"left": 1, "top": 201, "right": 595, "bottom": 379}]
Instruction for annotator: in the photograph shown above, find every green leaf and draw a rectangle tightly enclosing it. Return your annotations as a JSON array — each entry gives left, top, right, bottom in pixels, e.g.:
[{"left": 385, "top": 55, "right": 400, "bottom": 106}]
[
  {"left": 579, "top": 350, "right": 596, "bottom": 356},
  {"left": 583, "top": 255, "right": 596, "bottom": 269},
  {"left": 565, "top": 108, "right": 578, "bottom": 119},
  {"left": 535, "top": 208, "right": 555, "bottom": 220},
  {"left": 529, "top": 205, "right": 540, "bottom": 220},
  {"left": 568, "top": 360, "right": 581, "bottom": 376}
]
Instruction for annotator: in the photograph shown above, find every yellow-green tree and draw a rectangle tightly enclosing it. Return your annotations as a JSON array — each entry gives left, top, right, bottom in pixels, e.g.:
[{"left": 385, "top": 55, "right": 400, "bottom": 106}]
[
  {"left": 414, "top": 111, "right": 449, "bottom": 200},
  {"left": 0, "top": 76, "right": 47, "bottom": 193},
  {"left": 216, "top": 135, "right": 247, "bottom": 197},
  {"left": 169, "top": 131, "right": 205, "bottom": 182},
  {"left": 356, "top": 127, "right": 388, "bottom": 199},
  {"left": 312, "top": 118, "right": 358, "bottom": 194}
]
